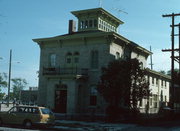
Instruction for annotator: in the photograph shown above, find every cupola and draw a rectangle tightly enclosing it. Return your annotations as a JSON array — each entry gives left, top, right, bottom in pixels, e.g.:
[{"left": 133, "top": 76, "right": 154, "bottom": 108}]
[{"left": 71, "top": 8, "right": 124, "bottom": 33}]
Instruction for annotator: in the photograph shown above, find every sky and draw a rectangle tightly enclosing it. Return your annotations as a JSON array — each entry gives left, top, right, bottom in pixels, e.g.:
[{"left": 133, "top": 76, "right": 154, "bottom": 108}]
[{"left": 0, "top": 0, "right": 180, "bottom": 92}]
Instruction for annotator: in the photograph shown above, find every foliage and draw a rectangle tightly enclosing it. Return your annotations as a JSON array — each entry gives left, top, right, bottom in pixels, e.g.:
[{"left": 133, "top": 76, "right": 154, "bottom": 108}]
[
  {"left": 166, "top": 69, "right": 180, "bottom": 85},
  {"left": 167, "top": 68, "right": 179, "bottom": 76},
  {"left": 98, "top": 58, "right": 149, "bottom": 112},
  {"left": 0, "top": 73, "right": 7, "bottom": 100},
  {"left": 159, "top": 70, "right": 166, "bottom": 75},
  {"left": 11, "top": 78, "right": 28, "bottom": 100},
  {"left": 0, "top": 72, "right": 7, "bottom": 88},
  {"left": 0, "top": 92, "right": 6, "bottom": 100}
]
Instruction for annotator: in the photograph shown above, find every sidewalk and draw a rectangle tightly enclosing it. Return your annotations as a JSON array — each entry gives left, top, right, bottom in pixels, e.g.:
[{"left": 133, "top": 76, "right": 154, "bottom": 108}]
[
  {"left": 53, "top": 119, "right": 180, "bottom": 131},
  {"left": 54, "top": 120, "right": 136, "bottom": 131}
]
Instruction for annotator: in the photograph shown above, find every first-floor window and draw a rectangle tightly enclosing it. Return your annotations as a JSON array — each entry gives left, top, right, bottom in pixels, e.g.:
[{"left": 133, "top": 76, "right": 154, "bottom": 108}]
[
  {"left": 153, "top": 95, "right": 158, "bottom": 108},
  {"left": 90, "top": 95, "right": 97, "bottom": 106},
  {"left": 139, "top": 99, "right": 142, "bottom": 107},
  {"left": 116, "top": 52, "right": 120, "bottom": 59},
  {"left": 90, "top": 86, "right": 97, "bottom": 106},
  {"left": 149, "top": 98, "right": 153, "bottom": 106}
]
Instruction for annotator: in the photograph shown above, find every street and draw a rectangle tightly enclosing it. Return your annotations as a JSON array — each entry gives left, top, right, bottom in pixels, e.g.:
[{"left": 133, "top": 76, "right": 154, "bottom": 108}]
[{"left": 1, "top": 120, "right": 180, "bottom": 131}]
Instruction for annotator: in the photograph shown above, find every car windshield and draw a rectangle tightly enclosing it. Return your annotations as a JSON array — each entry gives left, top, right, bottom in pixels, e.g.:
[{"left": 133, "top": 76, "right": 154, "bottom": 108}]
[{"left": 41, "top": 108, "right": 53, "bottom": 115}]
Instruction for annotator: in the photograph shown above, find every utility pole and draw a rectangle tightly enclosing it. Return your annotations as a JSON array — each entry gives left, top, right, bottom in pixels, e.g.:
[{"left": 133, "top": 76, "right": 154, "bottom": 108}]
[
  {"left": 170, "top": 23, "right": 180, "bottom": 69},
  {"left": 179, "top": 23, "right": 180, "bottom": 73},
  {"left": 162, "top": 13, "right": 180, "bottom": 109},
  {"left": 7, "top": 49, "right": 12, "bottom": 107},
  {"left": 173, "top": 23, "right": 180, "bottom": 72}
]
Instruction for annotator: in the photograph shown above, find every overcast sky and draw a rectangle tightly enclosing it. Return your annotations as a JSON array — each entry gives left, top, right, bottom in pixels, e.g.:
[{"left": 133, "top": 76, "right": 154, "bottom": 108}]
[{"left": 0, "top": 0, "right": 180, "bottom": 92}]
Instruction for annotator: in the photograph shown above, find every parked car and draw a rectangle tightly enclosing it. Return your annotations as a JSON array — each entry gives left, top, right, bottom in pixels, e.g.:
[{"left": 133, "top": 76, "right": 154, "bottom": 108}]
[{"left": 0, "top": 105, "right": 55, "bottom": 128}]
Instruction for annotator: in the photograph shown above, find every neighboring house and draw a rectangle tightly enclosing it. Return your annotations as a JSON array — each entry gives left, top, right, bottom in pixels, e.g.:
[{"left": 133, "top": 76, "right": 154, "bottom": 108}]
[
  {"left": 21, "top": 87, "right": 38, "bottom": 105},
  {"left": 139, "top": 69, "right": 170, "bottom": 114},
  {"left": 33, "top": 8, "right": 170, "bottom": 116}
]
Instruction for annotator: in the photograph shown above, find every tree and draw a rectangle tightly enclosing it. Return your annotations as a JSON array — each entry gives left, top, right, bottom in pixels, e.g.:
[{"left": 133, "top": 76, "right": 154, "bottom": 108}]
[
  {"left": 0, "top": 72, "right": 7, "bottom": 88},
  {"left": 0, "top": 73, "right": 7, "bottom": 100},
  {"left": 166, "top": 68, "right": 180, "bottom": 85},
  {"left": 98, "top": 58, "right": 149, "bottom": 119},
  {"left": 159, "top": 70, "right": 166, "bottom": 75},
  {"left": 11, "top": 78, "right": 28, "bottom": 101}
]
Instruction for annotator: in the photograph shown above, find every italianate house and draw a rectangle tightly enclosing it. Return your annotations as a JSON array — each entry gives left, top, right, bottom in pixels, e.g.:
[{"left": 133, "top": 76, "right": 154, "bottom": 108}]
[{"left": 33, "top": 8, "right": 170, "bottom": 116}]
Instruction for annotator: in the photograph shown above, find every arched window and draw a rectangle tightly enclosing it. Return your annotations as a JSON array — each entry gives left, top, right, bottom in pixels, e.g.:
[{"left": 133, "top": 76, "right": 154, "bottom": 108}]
[
  {"left": 116, "top": 52, "right": 120, "bottom": 59},
  {"left": 66, "top": 52, "right": 72, "bottom": 64}
]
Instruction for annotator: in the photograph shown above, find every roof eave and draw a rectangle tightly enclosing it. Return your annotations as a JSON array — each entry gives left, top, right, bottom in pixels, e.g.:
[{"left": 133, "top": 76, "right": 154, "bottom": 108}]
[{"left": 145, "top": 68, "right": 171, "bottom": 80}]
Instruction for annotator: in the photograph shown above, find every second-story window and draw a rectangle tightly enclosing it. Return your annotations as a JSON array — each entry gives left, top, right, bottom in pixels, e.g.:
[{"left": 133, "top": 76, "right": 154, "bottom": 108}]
[
  {"left": 49, "top": 54, "right": 56, "bottom": 67},
  {"left": 156, "top": 78, "right": 158, "bottom": 85},
  {"left": 74, "top": 52, "right": 79, "bottom": 67},
  {"left": 161, "top": 80, "right": 163, "bottom": 87},
  {"left": 165, "top": 81, "right": 166, "bottom": 87},
  {"left": 65, "top": 52, "right": 80, "bottom": 68},
  {"left": 66, "top": 52, "right": 72, "bottom": 65},
  {"left": 140, "top": 62, "right": 143, "bottom": 69},
  {"left": 152, "top": 77, "right": 154, "bottom": 85},
  {"left": 91, "top": 50, "right": 99, "bottom": 69}
]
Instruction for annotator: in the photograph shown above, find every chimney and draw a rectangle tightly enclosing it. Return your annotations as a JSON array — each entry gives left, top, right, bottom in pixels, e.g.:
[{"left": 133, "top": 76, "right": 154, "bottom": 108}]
[{"left": 69, "top": 20, "right": 76, "bottom": 34}]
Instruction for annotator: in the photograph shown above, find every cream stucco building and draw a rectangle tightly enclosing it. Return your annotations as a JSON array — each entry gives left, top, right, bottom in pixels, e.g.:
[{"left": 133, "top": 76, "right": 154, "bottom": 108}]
[{"left": 33, "top": 8, "right": 170, "bottom": 116}]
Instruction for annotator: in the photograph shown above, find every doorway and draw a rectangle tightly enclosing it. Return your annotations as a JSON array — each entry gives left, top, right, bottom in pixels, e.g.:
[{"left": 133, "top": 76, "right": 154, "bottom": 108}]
[{"left": 55, "top": 89, "right": 67, "bottom": 113}]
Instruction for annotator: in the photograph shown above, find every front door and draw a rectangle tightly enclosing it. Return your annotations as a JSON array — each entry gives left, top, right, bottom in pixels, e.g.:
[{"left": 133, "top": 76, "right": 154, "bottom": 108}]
[{"left": 55, "top": 90, "right": 67, "bottom": 113}]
